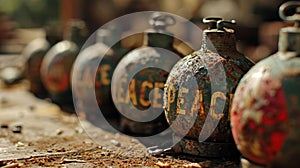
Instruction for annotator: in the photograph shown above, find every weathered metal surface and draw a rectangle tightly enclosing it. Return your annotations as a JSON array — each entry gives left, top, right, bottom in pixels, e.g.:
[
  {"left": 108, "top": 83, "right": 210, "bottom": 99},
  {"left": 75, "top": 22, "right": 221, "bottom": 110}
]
[
  {"left": 41, "top": 41, "right": 79, "bottom": 106},
  {"left": 72, "top": 27, "right": 144, "bottom": 123},
  {"left": 23, "top": 38, "right": 50, "bottom": 98},
  {"left": 40, "top": 20, "right": 88, "bottom": 110},
  {"left": 231, "top": 2, "right": 300, "bottom": 167},
  {"left": 112, "top": 13, "right": 193, "bottom": 135},
  {"left": 113, "top": 45, "right": 183, "bottom": 135},
  {"left": 163, "top": 18, "right": 254, "bottom": 156},
  {"left": 73, "top": 29, "right": 131, "bottom": 120},
  {"left": 172, "top": 134, "right": 240, "bottom": 158}
]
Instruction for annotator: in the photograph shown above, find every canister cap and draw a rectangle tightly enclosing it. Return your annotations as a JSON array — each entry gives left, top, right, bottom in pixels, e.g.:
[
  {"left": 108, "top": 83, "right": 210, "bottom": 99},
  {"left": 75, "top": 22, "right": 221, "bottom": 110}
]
[
  {"left": 64, "top": 19, "right": 88, "bottom": 46},
  {"left": 96, "top": 29, "right": 119, "bottom": 47},
  {"left": 279, "top": 1, "right": 300, "bottom": 27},
  {"left": 203, "top": 17, "right": 235, "bottom": 33},
  {"left": 203, "top": 17, "right": 223, "bottom": 30},
  {"left": 278, "top": 1, "right": 300, "bottom": 53},
  {"left": 146, "top": 12, "right": 175, "bottom": 34},
  {"left": 145, "top": 12, "right": 176, "bottom": 48}
]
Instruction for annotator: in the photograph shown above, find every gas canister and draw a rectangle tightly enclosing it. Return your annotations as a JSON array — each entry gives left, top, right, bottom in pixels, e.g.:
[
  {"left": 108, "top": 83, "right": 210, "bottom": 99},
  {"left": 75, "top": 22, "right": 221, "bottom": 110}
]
[
  {"left": 23, "top": 38, "right": 50, "bottom": 98},
  {"left": 231, "top": 2, "right": 300, "bottom": 167},
  {"left": 72, "top": 28, "right": 130, "bottom": 124},
  {"left": 23, "top": 24, "right": 61, "bottom": 98},
  {"left": 40, "top": 20, "right": 88, "bottom": 111},
  {"left": 112, "top": 13, "right": 193, "bottom": 135},
  {"left": 163, "top": 17, "right": 254, "bottom": 157}
]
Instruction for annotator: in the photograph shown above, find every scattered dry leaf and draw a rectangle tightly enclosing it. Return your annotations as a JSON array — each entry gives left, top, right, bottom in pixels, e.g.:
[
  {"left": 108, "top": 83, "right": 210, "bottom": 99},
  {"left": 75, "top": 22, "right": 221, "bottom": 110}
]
[
  {"left": 60, "top": 159, "right": 86, "bottom": 164},
  {"left": 2, "top": 163, "right": 20, "bottom": 168},
  {"left": 156, "top": 161, "right": 171, "bottom": 168},
  {"left": 183, "top": 163, "right": 202, "bottom": 168}
]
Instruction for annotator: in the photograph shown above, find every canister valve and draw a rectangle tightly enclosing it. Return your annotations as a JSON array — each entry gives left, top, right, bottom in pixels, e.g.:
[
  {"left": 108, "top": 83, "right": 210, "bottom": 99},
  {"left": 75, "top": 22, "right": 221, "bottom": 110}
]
[
  {"left": 203, "top": 17, "right": 235, "bottom": 32},
  {"left": 279, "top": 1, "right": 300, "bottom": 27},
  {"left": 217, "top": 20, "right": 236, "bottom": 32},
  {"left": 202, "top": 17, "right": 223, "bottom": 29},
  {"left": 149, "top": 12, "right": 176, "bottom": 31}
]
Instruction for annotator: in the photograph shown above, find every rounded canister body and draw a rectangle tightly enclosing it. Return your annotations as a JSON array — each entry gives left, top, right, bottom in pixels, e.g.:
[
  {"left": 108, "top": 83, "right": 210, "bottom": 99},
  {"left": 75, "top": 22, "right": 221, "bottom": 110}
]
[
  {"left": 41, "top": 20, "right": 88, "bottom": 110},
  {"left": 73, "top": 36, "right": 130, "bottom": 121},
  {"left": 112, "top": 13, "right": 193, "bottom": 135},
  {"left": 23, "top": 38, "right": 50, "bottom": 98},
  {"left": 231, "top": 2, "right": 300, "bottom": 167},
  {"left": 164, "top": 18, "right": 254, "bottom": 157}
]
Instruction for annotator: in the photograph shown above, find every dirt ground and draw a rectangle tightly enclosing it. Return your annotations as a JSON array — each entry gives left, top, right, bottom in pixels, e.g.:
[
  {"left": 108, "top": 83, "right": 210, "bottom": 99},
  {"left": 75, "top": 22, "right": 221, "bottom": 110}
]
[{"left": 0, "top": 80, "right": 239, "bottom": 167}]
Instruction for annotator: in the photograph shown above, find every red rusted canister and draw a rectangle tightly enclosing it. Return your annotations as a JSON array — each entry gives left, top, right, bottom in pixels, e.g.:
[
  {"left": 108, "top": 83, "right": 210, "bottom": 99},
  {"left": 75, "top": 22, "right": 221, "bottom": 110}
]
[
  {"left": 163, "top": 17, "right": 254, "bottom": 157},
  {"left": 112, "top": 13, "right": 193, "bottom": 135},
  {"left": 40, "top": 20, "right": 88, "bottom": 111},
  {"left": 231, "top": 2, "right": 300, "bottom": 167}
]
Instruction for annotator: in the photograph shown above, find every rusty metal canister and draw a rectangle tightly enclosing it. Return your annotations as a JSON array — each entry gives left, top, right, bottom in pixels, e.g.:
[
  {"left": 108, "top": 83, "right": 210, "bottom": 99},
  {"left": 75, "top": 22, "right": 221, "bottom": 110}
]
[
  {"left": 72, "top": 28, "right": 130, "bottom": 123},
  {"left": 111, "top": 13, "right": 193, "bottom": 135},
  {"left": 23, "top": 38, "right": 50, "bottom": 98},
  {"left": 231, "top": 2, "right": 300, "bottom": 167},
  {"left": 23, "top": 24, "right": 61, "bottom": 98},
  {"left": 40, "top": 20, "right": 88, "bottom": 111},
  {"left": 163, "top": 17, "right": 254, "bottom": 157}
]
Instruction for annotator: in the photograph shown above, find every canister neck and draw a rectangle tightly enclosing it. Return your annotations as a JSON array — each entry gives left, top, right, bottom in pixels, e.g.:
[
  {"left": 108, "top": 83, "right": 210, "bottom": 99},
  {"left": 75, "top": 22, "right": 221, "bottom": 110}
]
[
  {"left": 203, "top": 30, "right": 238, "bottom": 55},
  {"left": 278, "top": 27, "right": 300, "bottom": 53},
  {"left": 64, "top": 21, "right": 88, "bottom": 47},
  {"left": 96, "top": 29, "right": 121, "bottom": 48},
  {"left": 278, "top": 1, "right": 300, "bottom": 54},
  {"left": 144, "top": 12, "right": 175, "bottom": 48},
  {"left": 201, "top": 17, "right": 238, "bottom": 57},
  {"left": 145, "top": 32, "right": 174, "bottom": 49},
  {"left": 66, "top": 29, "right": 87, "bottom": 47}
]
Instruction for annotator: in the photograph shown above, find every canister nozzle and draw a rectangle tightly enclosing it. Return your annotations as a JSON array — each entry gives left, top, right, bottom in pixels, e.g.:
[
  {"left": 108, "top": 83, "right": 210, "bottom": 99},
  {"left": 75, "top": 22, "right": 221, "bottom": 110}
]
[
  {"left": 279, "top": 1, "right": 300, "bottom": 27},
  {"left": 202, "top": 17, "right": 223, "bottom": 30},
  {"left": 202, "top": 17, "right": 235, "bottom": 32},
  {"left": 278, "top": 1, "right": 300, "bottom": 53},
  {"left": 217, "top": 20, "right": 236, "bottom": 32},
  {"left": 149, "top": 12, "right": 175, "bottom": 32}
]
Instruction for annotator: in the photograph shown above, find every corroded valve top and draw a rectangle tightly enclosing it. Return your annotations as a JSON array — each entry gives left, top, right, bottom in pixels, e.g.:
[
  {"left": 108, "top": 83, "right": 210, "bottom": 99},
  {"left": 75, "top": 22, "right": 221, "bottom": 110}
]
[
  {"left": 203, "top": 17, "right": 236, "bottom": 33},
  {"left": 217, "top": 20, "right": 236, "bottom": 33},
  {"left": 279, "top": 1, "right": 300, "bottom": 27},
  {"left": 149, "top": 12, "right": 175, "bottom": 32},
  {"left": 64, "top": 20, "right": 88, "bottom": 47},
  {"left": 145, "top": 13, "right": 177, "bottom": 48},
  {"left": 278, "top": 1, "right": 300, "bottom": 53},
  {"left": 201, "top": 17, "right": 238, "bottom": 56},
  {"left": 202, "top": 17, "right": 223, "bottom": 29}
]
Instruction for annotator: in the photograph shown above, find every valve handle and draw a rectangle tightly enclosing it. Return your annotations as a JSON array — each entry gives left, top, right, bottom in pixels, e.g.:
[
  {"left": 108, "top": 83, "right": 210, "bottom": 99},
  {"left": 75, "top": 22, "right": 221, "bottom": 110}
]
[
  {"left": 279, "top": 1, "right": 300, "bottom": 22},
  {"left": 149, "top": 12, "right": 176, "bottom": 31},
  {"left": 217, "top": 20, "right": 236, "bottom": 31},
  {"left": 203, "top": 17, "right": 223, "bottom": 29}
]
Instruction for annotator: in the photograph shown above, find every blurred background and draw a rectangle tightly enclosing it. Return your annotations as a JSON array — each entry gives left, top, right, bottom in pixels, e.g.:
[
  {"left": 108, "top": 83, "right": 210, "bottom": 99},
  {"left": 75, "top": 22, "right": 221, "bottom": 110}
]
[{"left": 0, "top": 0, "right": 291, "bottom": 64}]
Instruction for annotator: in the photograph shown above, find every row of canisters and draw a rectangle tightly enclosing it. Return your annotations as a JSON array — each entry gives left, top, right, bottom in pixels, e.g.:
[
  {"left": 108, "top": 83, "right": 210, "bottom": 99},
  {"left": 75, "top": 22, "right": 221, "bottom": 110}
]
[{"left": 22, "top": 1, "right": 300, "bottom": 167}]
